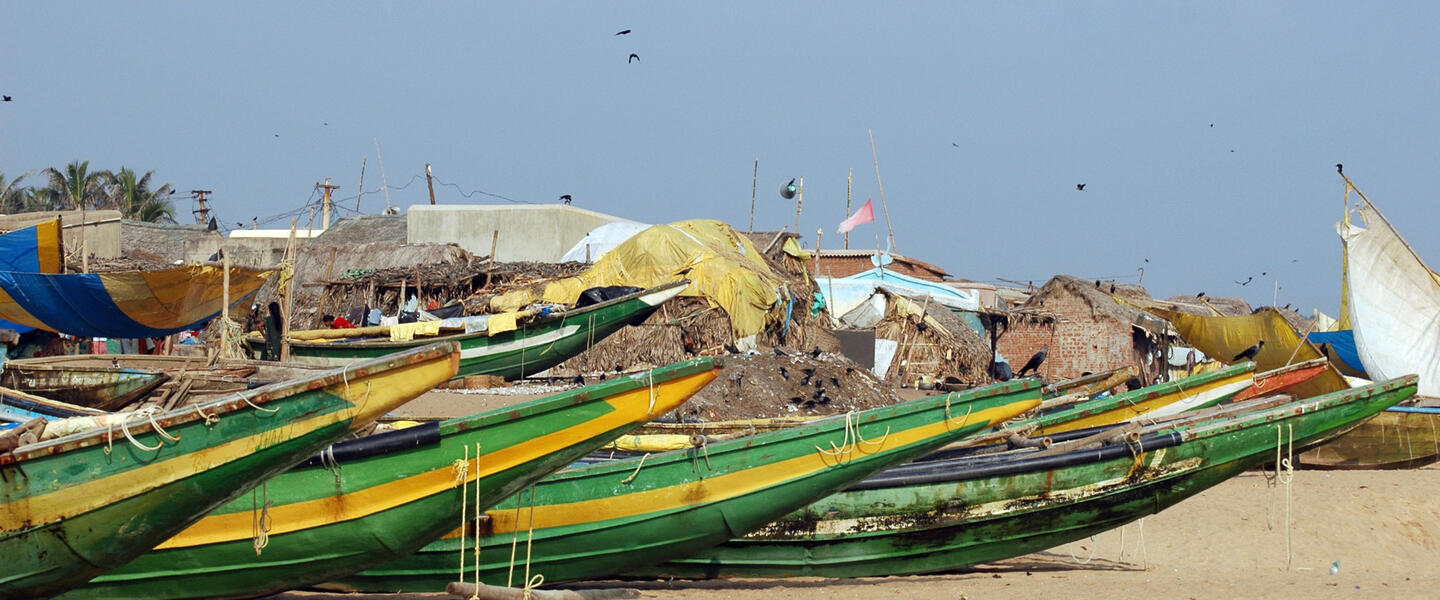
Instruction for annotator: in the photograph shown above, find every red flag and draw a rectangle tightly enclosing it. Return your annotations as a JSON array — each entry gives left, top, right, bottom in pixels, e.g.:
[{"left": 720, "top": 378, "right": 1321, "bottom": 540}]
[{"left": 837, "top": 198, "right": 875, "bottom": 234}]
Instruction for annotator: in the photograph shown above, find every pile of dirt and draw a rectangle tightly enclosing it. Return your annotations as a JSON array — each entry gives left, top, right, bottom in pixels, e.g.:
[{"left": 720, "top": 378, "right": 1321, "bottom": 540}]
[{"left": 656, "top": 351, "right": 904, "bottom": 421}]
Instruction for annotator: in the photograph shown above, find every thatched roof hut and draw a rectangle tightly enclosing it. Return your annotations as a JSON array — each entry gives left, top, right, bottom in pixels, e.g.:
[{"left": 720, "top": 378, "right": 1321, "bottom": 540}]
[{"left": 996, "top": 275, "right": 1161, "bottom": 380}]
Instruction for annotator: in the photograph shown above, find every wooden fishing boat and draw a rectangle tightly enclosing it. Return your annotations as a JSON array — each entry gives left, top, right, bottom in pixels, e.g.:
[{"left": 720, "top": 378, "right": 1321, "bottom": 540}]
[
  {"left": 9, "top": 354, "right": 333, "bottom": 408},
  {"left": 0, "top": 386, "right": 105, "bottom": 422},
  {"left": 641, "top": 375, "right": 1418, "bottom": 579},
  {"left": 1, "top": 341, "right": 460, "bottom": 600},
  {"left": 327, "top": 378, "right": 1046, "bottom": 592},
  {"left": 69, "top": 357, "right": 723, "bottom": 600},
  {"left": 0, "top": 363, "right": 169, "bottom": 411},
  {"left": 1027, "top": 361, "right": 1256, "bottom": 435},
  {"left": 1301, "top": 403, "right": 1440, "bottom": 469},
  {"left": 245, "top": 281, "right": 686, "bottom": 381}
]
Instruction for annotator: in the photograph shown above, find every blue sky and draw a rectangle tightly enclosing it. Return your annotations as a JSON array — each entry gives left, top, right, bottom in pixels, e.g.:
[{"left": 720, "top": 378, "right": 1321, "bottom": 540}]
[{"left": 4, "top": 2, "right": 1438, "bottom": 315}]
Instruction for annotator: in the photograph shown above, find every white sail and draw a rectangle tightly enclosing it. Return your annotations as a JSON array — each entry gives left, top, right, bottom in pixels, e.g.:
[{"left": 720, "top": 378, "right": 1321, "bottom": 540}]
[{"left": 1341, "top": 203, "right": 1440, "bottom": 397}]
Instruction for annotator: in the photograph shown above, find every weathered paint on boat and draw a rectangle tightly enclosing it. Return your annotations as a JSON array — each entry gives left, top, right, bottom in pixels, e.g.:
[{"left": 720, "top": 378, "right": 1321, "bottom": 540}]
[
  {"left": 1301, "top": 401, "right": 1440, "bottom": 469},
  {"left": 1, "top": 342, "right": 459, "bottom": 600},
  {"left": 1031, "top": 361, "right": 1256, "bottom": 434},
  {"left": 0, "top": 364, "right": 169, "bottom": 411},
  {"left": 68, "top": 357, "right": 722, "bottom": 600},
  {"left": 1231, "top": 358, "right": 1331, "bottom": 403},
  {"left": 250, "top": 281, "right": 685, "bottom": 381},
  {"left": 640, "top": 375, "right": 1416, "bottom": 579},
  {"left": 328, "top": 378, "right": 1045, "bottom": 592}
]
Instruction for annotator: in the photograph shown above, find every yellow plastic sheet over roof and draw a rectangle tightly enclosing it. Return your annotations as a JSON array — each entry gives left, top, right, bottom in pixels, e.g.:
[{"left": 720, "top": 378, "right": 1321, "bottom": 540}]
[
  {"left": 1145, "top": 306, "right": 1349, "bottom": 399},
  {"left": 538, "top": 219, "right": 786, "bottom": 337}
]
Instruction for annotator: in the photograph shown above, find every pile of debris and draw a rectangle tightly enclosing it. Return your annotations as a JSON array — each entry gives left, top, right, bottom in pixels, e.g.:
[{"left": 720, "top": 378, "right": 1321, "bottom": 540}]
[{"left": 653, "top": 351, "right": 901, "bottom": 421}]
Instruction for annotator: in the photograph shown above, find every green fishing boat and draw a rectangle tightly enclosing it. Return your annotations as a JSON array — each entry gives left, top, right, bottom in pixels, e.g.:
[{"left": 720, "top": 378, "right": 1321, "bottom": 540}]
[
  {"left": 68, "top": 357, "right": 723, "bottom": 600},
  {"left": 2, "top": 342, "right": 460, "bottom": 600},
  {"left": 641, "top": 375, "right": 1416, "bottom": 579},
  {"left": 327, "top": 378, "right": 1046, "bottom": 592},
  {"left": 248, "top": 281, "right": 686, "bottom": 381}
]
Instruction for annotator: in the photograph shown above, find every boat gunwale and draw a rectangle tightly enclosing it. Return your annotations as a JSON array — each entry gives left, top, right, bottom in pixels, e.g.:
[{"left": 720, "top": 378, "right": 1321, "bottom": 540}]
[
  {"left": 3, "top": 341, "right": 460, "bottom": 465},
  {"left": 264, "top": 280, "right": 688, "bottom": 351}
]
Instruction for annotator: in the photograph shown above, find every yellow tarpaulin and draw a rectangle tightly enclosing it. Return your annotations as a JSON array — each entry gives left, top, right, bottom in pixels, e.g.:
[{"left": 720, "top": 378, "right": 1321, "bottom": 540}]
[
  {"left": 538, "top": 219, "right": 786, "bottom": 338},
  {"left": 1144, "top": 306, "right": 1348, "bottom": 399}
]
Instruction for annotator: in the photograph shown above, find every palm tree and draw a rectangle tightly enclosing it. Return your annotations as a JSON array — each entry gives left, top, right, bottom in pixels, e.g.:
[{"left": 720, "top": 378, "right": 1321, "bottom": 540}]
[
  {"left": 108, "top": 167, "right": 177, "bottom": 223},
  {"left": 42, "top": 160, "right": 112, "bottom": 210},
  {"left": 0, "top": 168, "right": 35, "bottom": 214}
]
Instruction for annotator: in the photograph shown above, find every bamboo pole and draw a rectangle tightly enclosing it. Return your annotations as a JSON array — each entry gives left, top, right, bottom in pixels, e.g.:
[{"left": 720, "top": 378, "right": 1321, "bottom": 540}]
[
  {"left": 356, "top": 155, "right": 367, "bottom": 213},
  {"left": 221, "top": 253, "right": 231, "bottom": 355},
  {"left": 845, "top": 168, "right": 853, "bottom": 249},
  {"left": 814, "top": 228, "right": 823, "bottom": 278},
  {"left": 749, "top": 159, "right": 758, "bottom": 233},
  {"left": 281, "top": 219, "right": 298, "bottom": 361},
  {"left": 425, "top": 163, "right": 437, "bottom": 205},
  {"left": 868, "top": 129, "right": 897, "bottom": 252}
]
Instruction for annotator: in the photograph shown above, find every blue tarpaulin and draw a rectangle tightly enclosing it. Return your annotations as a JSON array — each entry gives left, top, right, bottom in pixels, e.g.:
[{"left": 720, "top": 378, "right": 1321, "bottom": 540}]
[{"left": 1307, "top": 330, "right": 1369, "bottom": 378}]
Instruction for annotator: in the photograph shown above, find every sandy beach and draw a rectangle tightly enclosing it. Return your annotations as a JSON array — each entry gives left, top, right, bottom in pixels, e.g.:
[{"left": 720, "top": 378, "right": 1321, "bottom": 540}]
[{"left": 280, "top": 467, "right": 1440, "bottom": 600}]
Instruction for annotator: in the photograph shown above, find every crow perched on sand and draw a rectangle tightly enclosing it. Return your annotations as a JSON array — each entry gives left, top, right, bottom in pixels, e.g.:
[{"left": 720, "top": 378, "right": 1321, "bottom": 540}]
[
  {"left": 1017, "top": 346, "right": 1048, "bottom": 377},
  {"left": 1233, "top": 340, "right": 1265, "bottom": 362},
  {"left": 559, "top": 194, "right": 572, "bottom": 205}
]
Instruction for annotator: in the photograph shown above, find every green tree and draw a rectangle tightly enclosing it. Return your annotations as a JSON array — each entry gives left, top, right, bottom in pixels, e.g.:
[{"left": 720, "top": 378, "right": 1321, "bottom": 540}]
[
  {"left": 108, "top": 166, "right": 177, "bottom": 223},
  {"left": 42, "top": 160, "right": 112, "bottom": 210},
  {"left": 0, "top": 168, "right": 35, "bottom": 213}
]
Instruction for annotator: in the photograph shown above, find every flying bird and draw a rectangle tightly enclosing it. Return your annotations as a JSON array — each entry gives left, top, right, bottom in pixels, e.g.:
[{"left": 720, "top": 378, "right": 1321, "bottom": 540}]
[
  {"left": 1209, "top": 123, "right": 1214, "bottom": 127},
  {"left": 628, "top": 53, "right": 640, "bottom": 63},
  {"left": 559, "top": 194, "right": 572, "bottom": 205},
  {"left": 1017, "top": 346, "right": 1048, "bottom": 377},
  {"left": 615, "top": 29, "right": 631, "bottom": 35},
  {"left": 951, "top": 142, "right": 959, "bottom": 147},
  {"left": 2, "top": 96, "right": 10, "bottom": 102},
  {"left": 1076, "top": 183, "right": 1086, "bottom": 191},
  {"left": 1233, "top": 340, "right": 1265, "bottom": 362},
  {"left": 1235, "top": 276, "right": 1252, "bottom": 286}
]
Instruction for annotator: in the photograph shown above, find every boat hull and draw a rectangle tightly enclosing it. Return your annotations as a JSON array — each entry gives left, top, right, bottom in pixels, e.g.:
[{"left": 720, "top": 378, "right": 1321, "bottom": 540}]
[
  {"left": 3, "top": 342, "right": 459, "bottom": 600},
  {"left": 329, "top": 379, "right": 1045, "bottom": 592},
  {"left": 257, "top": 283, "right": 682, "bottom": 381},
  {"left": 642, "top": 376, "right": 1416, "bottom": 579},
  {"left": 70, "top": 358, "right": 721, "bottom": 600}
]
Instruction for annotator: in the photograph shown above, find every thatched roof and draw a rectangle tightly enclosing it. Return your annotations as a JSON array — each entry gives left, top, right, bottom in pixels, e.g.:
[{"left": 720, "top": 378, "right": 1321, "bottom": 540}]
[
  {"left": 875, "top": 288, "right": 992, "bottom": 384},
  {"left": 314, "top": 215, "right": 406, "bottom": 245},
  {"left": 1158, "top": 295, "right": 1253, "bottom": 317},
  {"left": 1010, "top": 274, "right": 1151, "bottom": 325},
  {"left": 120, "top": 220, "right": 211, "bottom": 264}
]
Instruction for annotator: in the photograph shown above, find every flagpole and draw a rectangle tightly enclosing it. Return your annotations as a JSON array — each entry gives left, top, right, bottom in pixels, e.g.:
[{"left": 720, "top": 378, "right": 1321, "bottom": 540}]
[
  {"left": 868, "top": 128, "right": 898, "bottom": 253},
  {"left": 845, "top": 168, "right": 852, "bottom": 249}
]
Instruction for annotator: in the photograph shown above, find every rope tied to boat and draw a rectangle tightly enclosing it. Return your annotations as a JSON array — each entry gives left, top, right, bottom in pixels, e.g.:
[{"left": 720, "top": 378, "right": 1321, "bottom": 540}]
[
  {"left": 472, "top": 443, "right": 483, "bottom": 599},
  {"left": 191, "top": 403, "right": 220, "bottom": 426},
  {"left": 507, "top": 484, "right": 541, "bottom": 591},
  {"left": 147, "top": 410, "right": 181, "bottom": 443},
  {"left": 1067, "top": 535, "right": 1098, "bottom": 564},
  {"left": 620, "top": 452, "right": 651, "bottom": 484},
  {"left": 944, "top": 396, "right": 973, "bottom": 430},
  {"left": 1277, "top": 423, "right": 1295, "bottom": 570},
  {"left": 119, "top": 411, "right": 163, "bottom": 452},
  {"left": 456, "top": 446, "right": 470, "bottom": 583},
  {"left": 252, "top": 481, "right": 273, "bottom": 556},
  {"left": 241, "top": 392, "right": 280, "bottom": 414},
  {"left": 321, "top": 445, "right": 343, "bottom": 489},
  {"left": 815, "top": 411, "right": 891, "bottom": 462}
]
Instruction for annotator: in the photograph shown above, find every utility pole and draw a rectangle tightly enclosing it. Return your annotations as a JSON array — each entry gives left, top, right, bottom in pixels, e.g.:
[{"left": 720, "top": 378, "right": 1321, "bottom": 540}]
[
  {"left": 191, "top": 190, "right": 213, "bottom": 225},
  {"left": 792, "top": 177, "right": 805, "bottom": 235},
  {"left": 425, "top": 164, "right": 437, "bottom": 205},
  {"left": 845, "top": 168, "right": 853, "bottom": 249},
  {"left": 317, "top": 178, "right": 340, "bottom": 229}
]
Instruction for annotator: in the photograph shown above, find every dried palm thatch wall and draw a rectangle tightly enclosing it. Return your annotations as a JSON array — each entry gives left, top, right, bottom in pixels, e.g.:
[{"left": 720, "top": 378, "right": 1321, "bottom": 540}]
[{"left": 873, "top": 289, "right": 993, "bottom": 385}]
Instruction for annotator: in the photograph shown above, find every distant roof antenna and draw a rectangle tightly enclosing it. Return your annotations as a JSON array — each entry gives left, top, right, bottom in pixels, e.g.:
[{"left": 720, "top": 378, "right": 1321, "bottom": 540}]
[{"left": 374, "top": 137, "right": 393, "bottom": 213}]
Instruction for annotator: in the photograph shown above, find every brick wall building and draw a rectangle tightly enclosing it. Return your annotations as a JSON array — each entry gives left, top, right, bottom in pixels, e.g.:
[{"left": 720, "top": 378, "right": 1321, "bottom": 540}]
[
  {"left": 814, "top": 250, "right": 949, "bottom": 281},
  {"left": 996, "top": 275, "right": 1161, "bottom": 381}
]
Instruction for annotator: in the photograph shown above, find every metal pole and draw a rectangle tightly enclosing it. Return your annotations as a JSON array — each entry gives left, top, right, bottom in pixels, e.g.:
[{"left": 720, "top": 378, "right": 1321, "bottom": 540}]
[
  {"left": 749, "top": 159, "right": 758, "bottom": 233},
  {"left": 845, "top": 168, "right": 852, "bottom": 249}
]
